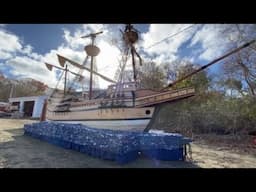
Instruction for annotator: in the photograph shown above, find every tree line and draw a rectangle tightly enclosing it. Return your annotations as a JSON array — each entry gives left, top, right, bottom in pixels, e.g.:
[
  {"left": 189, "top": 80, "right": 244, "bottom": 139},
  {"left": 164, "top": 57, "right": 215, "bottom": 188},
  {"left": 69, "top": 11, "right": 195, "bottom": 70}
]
[
  {"left": 137, "top": 24, "right": 256, "bottom": 136},
  {"left": 0, "top": 76, "right": 47, "bottom": 102}
]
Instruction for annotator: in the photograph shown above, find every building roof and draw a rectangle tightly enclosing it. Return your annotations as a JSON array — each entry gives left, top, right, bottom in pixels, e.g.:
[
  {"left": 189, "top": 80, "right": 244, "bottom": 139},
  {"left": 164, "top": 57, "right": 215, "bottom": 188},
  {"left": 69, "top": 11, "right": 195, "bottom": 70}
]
[
  {"left": 0, "top": 102, "right": 9, "bottom": 106},
  {"left": 9, "top": 95, "right": 48, "bottom": 102}
]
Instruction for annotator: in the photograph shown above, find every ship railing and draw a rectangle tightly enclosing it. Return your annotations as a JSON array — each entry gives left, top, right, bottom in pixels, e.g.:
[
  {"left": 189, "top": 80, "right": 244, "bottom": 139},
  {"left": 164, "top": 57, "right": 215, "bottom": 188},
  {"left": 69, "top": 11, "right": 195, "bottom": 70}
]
[{"left": 135, "top": 87, "right": 195, "bottom": 107}]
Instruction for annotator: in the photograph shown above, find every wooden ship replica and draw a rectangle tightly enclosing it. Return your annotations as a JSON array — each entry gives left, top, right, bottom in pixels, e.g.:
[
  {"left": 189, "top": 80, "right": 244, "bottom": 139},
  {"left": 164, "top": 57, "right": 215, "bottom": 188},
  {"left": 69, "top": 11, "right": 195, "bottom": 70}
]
[{"left": 43, "top": 24, "right": 255, "bottom": 132}]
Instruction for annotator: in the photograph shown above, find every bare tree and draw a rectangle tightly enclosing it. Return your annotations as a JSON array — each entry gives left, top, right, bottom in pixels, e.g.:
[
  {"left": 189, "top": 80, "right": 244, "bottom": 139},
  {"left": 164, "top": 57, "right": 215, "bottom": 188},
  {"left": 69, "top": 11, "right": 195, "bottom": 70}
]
[
  {"left": 223, "top": 50, "right": 256, "bottom": 96},
  {"left": 220, "top": 24, "right": 256, "bottom": 96},
  {"left": 137, "top": 61, "right": 166, "bottom": 90}
]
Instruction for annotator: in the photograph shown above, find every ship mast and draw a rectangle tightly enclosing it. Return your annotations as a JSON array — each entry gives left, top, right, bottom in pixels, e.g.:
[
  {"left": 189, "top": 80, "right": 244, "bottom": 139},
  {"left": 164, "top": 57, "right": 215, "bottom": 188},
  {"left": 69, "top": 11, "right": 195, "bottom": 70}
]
[
  {"left": 64, "top": 64, "right": 68, "bottom": 95},
  {"left": 81, "top": 31, "right": 103, "bottom": 100},
  {"left": 122, "top": 24, "right": 142, "bottom": 84},
  {"left": 45, "top": 62, "right": 84, "bottom": 96}
]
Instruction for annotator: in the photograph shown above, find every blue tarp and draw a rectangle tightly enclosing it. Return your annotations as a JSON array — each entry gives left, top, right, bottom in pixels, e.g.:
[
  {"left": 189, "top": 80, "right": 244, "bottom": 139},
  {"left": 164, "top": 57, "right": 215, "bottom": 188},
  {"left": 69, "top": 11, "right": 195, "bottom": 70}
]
[{"left": 24, "top": 122, "right": 192, "bottom": 164}]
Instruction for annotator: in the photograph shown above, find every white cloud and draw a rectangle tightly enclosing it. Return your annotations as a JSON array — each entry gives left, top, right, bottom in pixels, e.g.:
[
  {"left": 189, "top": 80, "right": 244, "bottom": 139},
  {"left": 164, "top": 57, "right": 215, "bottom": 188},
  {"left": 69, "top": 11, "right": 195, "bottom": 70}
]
[
  {"left": 5, "top": 56, "right": 57, "bottom": 88},
  {"left": 0, "top": 29, "right": 59, "bottom": 88},
  {"left": 21, "top": 44, "right": 33, "bottom": 55},
  {"left": 82, "top": 24, "right": 104, "bottom": 33},
  {"left": 0, "top": 31, "right": 42, "bottom": 61},
  {"left": 189, "top": 24, "right": 232, "bottom": 61},
  {"left": 2, "top": 24, "right": 249, "bottom": 92},
  {"left": 140, "top": 24, "right": 250, "bottom": 67},
  {"left": 141, "top": 24, "right": 198, "bottom": 64},
  {"left": 62, "top": 24, "right": 116, "bottom": 50},
  {"left": 0, "top": 30, "right": 22, "bottom": 53},
  {"left": 180, "top": 56, "right": 195, "bottom": 64},
  {"left": 0, "top": 51, "right": 13, "bottom": 60},
  {"left": 0, "top": 25, "right": 120, "bottom": 91},
  {"left": 96, "top": 40, "right": 121, "bottom": 88},
  {"left": 62, "top": 29, "right": 86, "bottom": 50},
  {"left": 43, "top": 24, "right": 123, "bottom": 89},
  {"left": 151, "top": 53, "right": 177, "bottom": 65}
]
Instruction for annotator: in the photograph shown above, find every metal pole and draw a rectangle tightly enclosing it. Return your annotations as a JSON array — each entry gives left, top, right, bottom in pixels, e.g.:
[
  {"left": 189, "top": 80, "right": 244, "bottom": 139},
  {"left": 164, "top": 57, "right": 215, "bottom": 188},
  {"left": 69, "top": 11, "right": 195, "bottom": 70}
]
[
  {"left": 131, "top": 48, "right": 136, "bottom": 82},
  {"left": 89, "top": 36, "right": 95, "bottom": 100},
  {"left": 64, "top": 65, "right": 67, "bottom": 95},
  {"left": 89, "top": 56, "right": 93, "bottom": 100}
]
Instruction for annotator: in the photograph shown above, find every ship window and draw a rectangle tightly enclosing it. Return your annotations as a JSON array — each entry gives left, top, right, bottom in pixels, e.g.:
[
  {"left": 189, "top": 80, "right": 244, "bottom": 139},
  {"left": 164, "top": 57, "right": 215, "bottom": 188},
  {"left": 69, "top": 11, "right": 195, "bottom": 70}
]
[{"left": 145, "top": 110, "right": 150, "bottom": 115}]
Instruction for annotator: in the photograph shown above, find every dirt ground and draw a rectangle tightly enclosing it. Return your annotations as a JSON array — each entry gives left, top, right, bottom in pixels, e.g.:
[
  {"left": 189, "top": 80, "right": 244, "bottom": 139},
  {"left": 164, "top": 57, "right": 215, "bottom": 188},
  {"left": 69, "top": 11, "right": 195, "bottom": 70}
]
[
  {"left": 191, "top": 134, "right": 256, "bottom": 168},
  {"left": 0, "top": 118, "right": 255, "bottom": 168}
]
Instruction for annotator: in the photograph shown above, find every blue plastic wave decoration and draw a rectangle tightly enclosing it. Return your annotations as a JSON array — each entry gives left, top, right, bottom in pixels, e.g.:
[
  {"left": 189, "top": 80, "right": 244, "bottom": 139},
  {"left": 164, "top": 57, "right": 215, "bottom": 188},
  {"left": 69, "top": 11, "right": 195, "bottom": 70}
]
[{"left": 24, "top": 122, "right": 192, "bottom": 164}]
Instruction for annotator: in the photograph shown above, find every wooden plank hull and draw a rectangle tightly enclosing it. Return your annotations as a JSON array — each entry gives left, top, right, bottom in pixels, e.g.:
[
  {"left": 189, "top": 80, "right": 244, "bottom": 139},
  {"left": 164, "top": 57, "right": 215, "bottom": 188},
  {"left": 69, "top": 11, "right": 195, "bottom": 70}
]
[
  {"left": 46, "top": 107, "right": 155, "bottom": 131},
  {"left": 45, "top": 87, "right": 195, "bottom": 131},
  {"left": 49, "top": 119, "right": 151, "bottom": 131}
]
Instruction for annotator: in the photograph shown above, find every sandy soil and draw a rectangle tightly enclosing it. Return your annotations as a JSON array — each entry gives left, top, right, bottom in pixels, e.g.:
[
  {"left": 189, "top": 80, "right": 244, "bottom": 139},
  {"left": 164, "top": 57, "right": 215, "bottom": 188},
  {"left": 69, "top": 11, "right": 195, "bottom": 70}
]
[
  {"left": 191, "top": 134, "right": 256, "bottom": 168},
  {"left": 191, "top": 143, "right": 256, "bottom": 168},
  {"left": 0, "top": 118, "right": 255, "bottom": 168}
]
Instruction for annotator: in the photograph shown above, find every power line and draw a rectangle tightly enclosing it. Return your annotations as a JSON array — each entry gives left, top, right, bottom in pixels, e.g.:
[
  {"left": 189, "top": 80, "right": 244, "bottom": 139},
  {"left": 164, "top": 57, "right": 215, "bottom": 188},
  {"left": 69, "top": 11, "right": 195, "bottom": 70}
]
[{"left": 146, "top": 24, "right": 197, "bottom": 49}]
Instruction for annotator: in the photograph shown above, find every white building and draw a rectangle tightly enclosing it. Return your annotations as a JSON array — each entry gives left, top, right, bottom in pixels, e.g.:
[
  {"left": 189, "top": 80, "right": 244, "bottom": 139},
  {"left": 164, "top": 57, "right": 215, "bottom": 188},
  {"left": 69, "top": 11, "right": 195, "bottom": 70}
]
[
  {"left": 0, "top": 102, "right": 9, "bottom": 111},
  {"left": 9, "top": 95, "right": 48, "bottom": 118}
]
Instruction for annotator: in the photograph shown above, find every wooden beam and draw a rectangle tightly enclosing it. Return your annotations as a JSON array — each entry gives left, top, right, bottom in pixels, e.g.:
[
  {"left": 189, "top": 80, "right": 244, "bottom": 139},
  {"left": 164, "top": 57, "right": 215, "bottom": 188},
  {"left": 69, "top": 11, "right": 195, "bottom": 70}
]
[{"left": 57, "top": 54, "right": 117, "bottom": 83}]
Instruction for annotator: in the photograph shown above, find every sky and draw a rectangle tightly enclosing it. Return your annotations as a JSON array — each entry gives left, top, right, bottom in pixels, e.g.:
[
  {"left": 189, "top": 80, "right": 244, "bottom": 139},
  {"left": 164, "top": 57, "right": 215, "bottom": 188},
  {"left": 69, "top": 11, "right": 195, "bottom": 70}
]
[{"left": 0, "top": 23, "right": 251, "bottom": 90}]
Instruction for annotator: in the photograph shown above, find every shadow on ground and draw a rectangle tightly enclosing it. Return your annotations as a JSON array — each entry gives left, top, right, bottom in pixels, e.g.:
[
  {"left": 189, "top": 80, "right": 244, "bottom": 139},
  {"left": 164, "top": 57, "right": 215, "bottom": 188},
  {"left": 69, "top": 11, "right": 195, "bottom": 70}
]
[{"left": 0, "top": 128, "right": 199, "bottom": 168}]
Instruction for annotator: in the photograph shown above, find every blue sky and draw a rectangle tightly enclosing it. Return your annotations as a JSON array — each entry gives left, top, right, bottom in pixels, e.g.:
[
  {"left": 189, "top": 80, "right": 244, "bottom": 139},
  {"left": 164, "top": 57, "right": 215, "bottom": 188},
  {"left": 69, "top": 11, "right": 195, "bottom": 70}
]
[
  {"left": 0, "top": 24, "right": 250, "bottom": 89},
  {"left": 6, "top": 24, "right": 81, "bottom": 54}
]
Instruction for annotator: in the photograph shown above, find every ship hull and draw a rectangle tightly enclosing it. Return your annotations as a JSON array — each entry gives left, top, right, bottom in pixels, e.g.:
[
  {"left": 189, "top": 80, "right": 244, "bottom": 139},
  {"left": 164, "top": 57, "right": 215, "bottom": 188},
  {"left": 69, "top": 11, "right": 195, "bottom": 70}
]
[
  {"left": 46, "top": 107, "right": 155, "bottom": 131},
  {"left": 49, "top": 119, "right": 151, "bottom": 131}
]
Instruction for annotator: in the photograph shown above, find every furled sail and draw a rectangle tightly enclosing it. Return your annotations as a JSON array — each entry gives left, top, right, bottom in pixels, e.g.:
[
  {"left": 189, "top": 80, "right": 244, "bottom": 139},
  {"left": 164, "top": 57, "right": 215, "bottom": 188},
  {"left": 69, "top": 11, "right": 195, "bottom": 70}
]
[
  {"left": 45, "top": 63, "right": 53, "bottom": 71},
  {"left": 57, "top": 54, "right": 117, "bottom": 84}
]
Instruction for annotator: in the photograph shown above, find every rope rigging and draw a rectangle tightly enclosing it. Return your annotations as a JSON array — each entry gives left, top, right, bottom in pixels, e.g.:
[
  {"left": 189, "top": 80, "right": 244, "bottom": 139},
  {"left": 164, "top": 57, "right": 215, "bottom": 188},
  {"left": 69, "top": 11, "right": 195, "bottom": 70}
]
[{"left": 146, "top": 24, "right": 197, "bottom": 49}]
